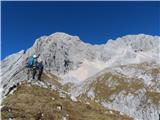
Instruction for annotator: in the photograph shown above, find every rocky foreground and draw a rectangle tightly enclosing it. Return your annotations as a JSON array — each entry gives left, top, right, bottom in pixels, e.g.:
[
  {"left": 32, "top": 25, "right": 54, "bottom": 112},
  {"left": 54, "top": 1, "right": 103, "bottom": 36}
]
[{"left": 2, "top": 81, "right": 133, "bottom": 120}]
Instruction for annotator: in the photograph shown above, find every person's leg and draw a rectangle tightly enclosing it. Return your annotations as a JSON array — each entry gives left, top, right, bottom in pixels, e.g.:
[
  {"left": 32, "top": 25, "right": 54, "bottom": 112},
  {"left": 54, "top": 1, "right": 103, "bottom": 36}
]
[
  {"left": 32, "top": 68, "right": 37, "bottom": 79},
  {"left": 38, "top": 68, "right": 43, "bottom": 81},
  {"left": 27, "top": 68, "right": 32, "bottom": 80},
  {"left": 27, "top": 68, "right": 30, "bottom": 80}
]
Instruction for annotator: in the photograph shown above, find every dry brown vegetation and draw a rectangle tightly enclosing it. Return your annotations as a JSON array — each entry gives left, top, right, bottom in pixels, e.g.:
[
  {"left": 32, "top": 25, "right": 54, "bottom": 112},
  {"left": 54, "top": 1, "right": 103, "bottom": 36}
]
[
  {"left": 41, "top": 72, "right": 61, "bottom": 87},
  {"left": 86, "top": 72, "right": 145, "bottom": 102},
  {"left": 2, "top": 83, "right": 133, "bottom": 120},
  {"left": 145, "top": 90, "right": 160, "bottom": 105}
]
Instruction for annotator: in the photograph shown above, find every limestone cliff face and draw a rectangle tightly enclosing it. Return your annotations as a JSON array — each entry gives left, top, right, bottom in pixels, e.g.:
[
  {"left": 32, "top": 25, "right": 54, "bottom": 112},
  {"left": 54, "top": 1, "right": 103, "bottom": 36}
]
[{"left": 1, "top": 32, "right": 160, "bottom": 120}]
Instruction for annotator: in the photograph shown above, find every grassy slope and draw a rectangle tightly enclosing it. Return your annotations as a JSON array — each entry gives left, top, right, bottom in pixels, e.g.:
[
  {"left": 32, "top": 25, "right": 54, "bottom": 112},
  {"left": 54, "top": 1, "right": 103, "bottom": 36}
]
[
  {"left": 1, "top": 83, "right": 133, "bottom": 120},
  {"left": 83, "top": 63, "right": 160, "bottom": 106},
  {"left": 92, "top": 72, "right": 145, "bottom": 102}
]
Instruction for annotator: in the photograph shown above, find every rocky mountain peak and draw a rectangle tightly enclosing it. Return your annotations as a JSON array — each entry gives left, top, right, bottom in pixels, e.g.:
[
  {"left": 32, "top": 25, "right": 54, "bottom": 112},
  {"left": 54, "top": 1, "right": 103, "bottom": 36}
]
[
  {"left": 49, "top": 32, "right": 80, "bottom": 40},
  {"left": 34, "top": 32, "right": 81, "bottom": 46},
  {"left": 106, "top": 34, "right": 159, "bottom": 51}
]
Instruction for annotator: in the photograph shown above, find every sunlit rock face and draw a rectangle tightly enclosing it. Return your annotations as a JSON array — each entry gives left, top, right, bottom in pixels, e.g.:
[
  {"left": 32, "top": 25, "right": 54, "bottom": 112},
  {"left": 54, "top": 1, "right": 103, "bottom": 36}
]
[
  {"left": 1, "top": 32, "right": 160, "bottom": 120},
  {"left": 25, "top": 33, "right": 160, "bottom": 75}
]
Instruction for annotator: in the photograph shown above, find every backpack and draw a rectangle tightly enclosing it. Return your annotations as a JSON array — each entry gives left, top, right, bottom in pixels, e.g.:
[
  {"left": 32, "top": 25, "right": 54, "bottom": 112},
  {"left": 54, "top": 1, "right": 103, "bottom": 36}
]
[{"left": 26, "top": 57, "right": 36, "bottom": 68}]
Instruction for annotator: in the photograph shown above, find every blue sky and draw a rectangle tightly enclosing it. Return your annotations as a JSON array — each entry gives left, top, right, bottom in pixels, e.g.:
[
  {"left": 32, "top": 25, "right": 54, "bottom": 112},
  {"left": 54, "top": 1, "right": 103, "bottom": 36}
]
[{"left": 1, "top": 1, "right": 160, "bottom": 60}]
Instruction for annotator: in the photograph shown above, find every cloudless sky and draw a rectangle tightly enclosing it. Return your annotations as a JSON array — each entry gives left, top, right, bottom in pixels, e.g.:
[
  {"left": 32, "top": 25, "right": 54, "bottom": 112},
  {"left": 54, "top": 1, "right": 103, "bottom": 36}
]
[{"left": 1, "top": 1, "right": 160, "bottom": 60}]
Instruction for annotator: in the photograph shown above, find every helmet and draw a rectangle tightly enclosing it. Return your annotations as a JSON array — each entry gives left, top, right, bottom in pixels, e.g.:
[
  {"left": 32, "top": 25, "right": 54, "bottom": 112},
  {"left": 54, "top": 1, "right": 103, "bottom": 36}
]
[{"left": 33, "top": 55, "right": 37, "bottom": 58}]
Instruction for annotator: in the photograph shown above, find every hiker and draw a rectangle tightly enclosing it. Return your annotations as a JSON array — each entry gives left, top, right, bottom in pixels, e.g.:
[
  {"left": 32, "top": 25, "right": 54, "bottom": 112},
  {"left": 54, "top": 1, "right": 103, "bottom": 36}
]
[
  {"left": 37, "top": 61, "right": 44, "bottom": 81},
  {"left": 26, "top": 54, "right": 38, "bottom": 80}
]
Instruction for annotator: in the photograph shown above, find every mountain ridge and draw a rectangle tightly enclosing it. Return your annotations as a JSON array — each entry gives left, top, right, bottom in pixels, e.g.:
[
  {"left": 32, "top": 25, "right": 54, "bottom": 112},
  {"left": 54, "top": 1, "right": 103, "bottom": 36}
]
[{"left": 1, "top": 32, "right": 160, "bottom": 120}]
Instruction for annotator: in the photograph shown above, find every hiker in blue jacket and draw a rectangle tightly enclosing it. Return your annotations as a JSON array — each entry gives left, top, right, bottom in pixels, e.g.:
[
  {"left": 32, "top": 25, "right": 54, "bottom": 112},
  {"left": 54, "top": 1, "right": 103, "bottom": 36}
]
[{"left": 26, "top": 54, "right": 39, "bottom": 80}]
